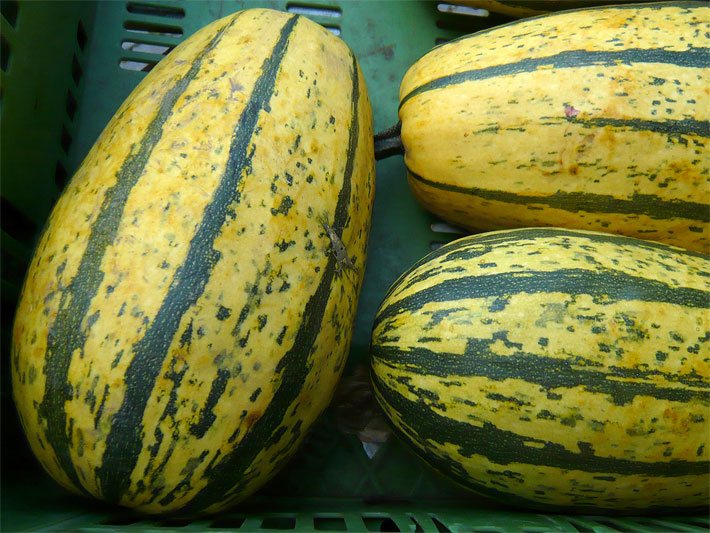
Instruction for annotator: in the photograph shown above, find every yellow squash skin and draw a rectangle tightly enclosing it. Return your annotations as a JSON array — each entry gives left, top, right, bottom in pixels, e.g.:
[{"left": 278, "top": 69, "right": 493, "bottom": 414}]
[
  {"left": 400, "top": 2, "right": 709, "bottom": 253},
  {"left": 12, "top": 8, "right": 374, "bottom": 515},
  {"left": 371, "top": 228, "right": 709, "bottom": 513},
  {"left": 450, "top": 1, "right": 660, "bottom": 18}
]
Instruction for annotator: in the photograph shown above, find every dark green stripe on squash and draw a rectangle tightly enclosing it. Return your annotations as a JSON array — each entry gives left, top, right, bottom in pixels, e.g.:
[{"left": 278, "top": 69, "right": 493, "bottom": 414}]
[
  {"left": 372, "top": 344, "right": 708, "bottom": 406},
  {"left": 374, "top": 269, "right": 708, "bottom": 331},
  {"left": 371, "top": 372, "right": 709, "bottom": 478},
  {"left": 379, "top": 227, "right": 708, "bottom": 306},
  {"left": 399, "top": 47, "right": 710, "bottom": 109},
  {"left": 38, "top": 15, "right": 243, "bottom": 497},
  {"left": 180, "top": 50, "right": 361, "bottom": 515},
  {"left": 371, "top": 375, "right": 708, "bottom": 514},
  {"left": 407, "top": 169, "right": 710, "bottom": 222},
  {"left": 96, "top": 14, "right": 299, "bottom": 504}
]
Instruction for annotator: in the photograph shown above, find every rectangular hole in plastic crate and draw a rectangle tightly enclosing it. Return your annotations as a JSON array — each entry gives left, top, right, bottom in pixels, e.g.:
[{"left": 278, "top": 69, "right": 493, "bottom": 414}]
[
  {"left": 126, "top": 2, "right": 186, "bottom": 19},
  {"left": 430, "top": 516, "right": 452, "bottom": 533},
  {"left": 124, "top": 20, "right": 183, "bottom": 37},
  {"left": 363, "top": 516, "right": 399, "bottom": 532},
  {"left": 437, "top": 3, "right": 488, "bottom": 17},
  {"left": 323, "top": 24, "right": 341, "bottom": 36},
  {"left": 1, "top": 33, "right": 10, "bottom": 72},
  {"left": 121, "top": 39, "right": 173, "bottom": 56},
  {"left": 71, "top": 54, "right": 83, "bottom": 85},
  {"left": 0, "top": 0, "right": 18, "bottom": 27},
  {"left": 66, "top": 89, "right": 78, "bottom": 120},
  {"left": 60, "top": 124, "right": 72, "bottom": 153},
  {"left": 286, "top": 3, "right": 342, "bottom": 19},
  {"left": 430, "top": 221, "right": 465, "bottom": 234},
  {"left": 76, "top": 19, "right": 88, "bottom": 50},
  {"left": 261, "top": 515, "right": 296, "bottom": 530},
  {"left": 408, "top": 515, "right": 424, "bottom": 533},
  {"left": 119, "top": 59, "right": 157, "bottom": 72},
  {"left": 210, "top": 516, "right": 246, "bottom": 529}
]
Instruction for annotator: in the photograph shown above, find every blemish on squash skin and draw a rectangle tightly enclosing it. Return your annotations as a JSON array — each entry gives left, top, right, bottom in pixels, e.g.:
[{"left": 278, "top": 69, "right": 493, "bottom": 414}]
[{"left": 563, "top": 104, "right": 580, "bottom": 118}]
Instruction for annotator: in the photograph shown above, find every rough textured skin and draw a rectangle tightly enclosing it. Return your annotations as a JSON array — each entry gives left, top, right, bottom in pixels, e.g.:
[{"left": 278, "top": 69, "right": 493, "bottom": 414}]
[
  {"left": 12, "top": 8, "right": 374, "bottom": 515},
  {"left": 371, "top": 228, "right": 709, "bottom": 513},
  {"left": 399, "top": 2, "right": 709, "bottom": 253}
]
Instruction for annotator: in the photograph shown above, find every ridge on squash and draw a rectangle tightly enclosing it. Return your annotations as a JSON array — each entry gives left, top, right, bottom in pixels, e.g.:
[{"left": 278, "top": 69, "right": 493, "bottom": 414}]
[{"left": 12, "top": 8, "right": 374, "bottom": 515}]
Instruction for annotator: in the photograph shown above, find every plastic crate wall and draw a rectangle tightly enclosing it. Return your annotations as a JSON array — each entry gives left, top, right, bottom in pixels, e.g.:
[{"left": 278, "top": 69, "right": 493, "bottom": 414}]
[{"left": 1, "top": 1, "right": 708, "bottom": 532}]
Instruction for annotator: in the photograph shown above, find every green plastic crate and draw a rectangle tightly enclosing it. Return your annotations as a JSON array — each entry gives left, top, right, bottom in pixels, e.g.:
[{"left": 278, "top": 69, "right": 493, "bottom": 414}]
[{"left": 0, "top": 1, "right": 707, "bottom": 531}]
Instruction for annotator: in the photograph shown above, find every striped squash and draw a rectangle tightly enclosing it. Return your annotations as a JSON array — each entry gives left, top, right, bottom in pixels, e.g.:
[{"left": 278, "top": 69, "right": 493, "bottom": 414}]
[
  {"left": 450, "top": 1, "right": 662, "bottom": 18},
  {"left": 371, "top": 228, "right": 709, "bottom": 513},
  {"left": 12, "top": 8, "right": 374, "bottom": 515},
  {"left": 398, "top": 2, "right": 709, "bottom": 253}
]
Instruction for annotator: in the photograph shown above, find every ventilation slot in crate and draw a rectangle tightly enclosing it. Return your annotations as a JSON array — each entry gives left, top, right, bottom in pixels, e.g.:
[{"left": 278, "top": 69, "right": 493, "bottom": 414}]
[
  {"left": 0, "top": 0, "right": 18, "bottom": 27},
  {"left": 431, "top": 221, "right": 465, "bottom": 235},
  {"left": 261, "top": 515, "right": 296, "bottom": 529},
  {"left": 434, "top": 2, "right": 493, "bottom": 45},
  {"left": 65, "top": 89, "right": 77, "bottom": 120},
  {"left": 1, "top": 33, "right": 9, "bottom": 72},
  {"left": 437, "top": 3, "right": 488, "bottom": 16},
  {"left": 76, "top": 19, "right": 88, "bottom": 51},
  {"left": 121, "top": 19, "right": 183, "bottom": 72},
  {"left": 287, "top": 3, "right": 342, "bottom": 35},
  {"left": 71, "top": 54, "right": 82, "bottom": 85},
  {"left": 363, "top": 515, "right": 400, "bottom": 532},
  {"left": 57, "top": 17, "right": 88, "bottom": 178},
  {"left": 126, "top": 2, "right": 186, "bottom": 19},
  {"left": 209, "top": 516, "right": 246, "bottom": 529},
  {"left": 431, "top": 516, "right": 453, "bottom": 532},
  {"left": 124, "top": 19, "right": 183, "bottom": 36},
  {"left": 60, "top": 125, "right": 72, "bottom": 154},
  {"left": 120, "top": 38, "right": 174, "bottom": 72}
]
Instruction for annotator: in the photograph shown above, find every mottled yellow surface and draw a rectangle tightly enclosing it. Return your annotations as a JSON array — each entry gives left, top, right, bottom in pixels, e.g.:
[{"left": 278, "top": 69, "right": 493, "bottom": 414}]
[
  {"left": 401, "top": 4, "right": 706, "bottom": 95},
  {"left": 371, "top": 228, "right": 709, "bottom": 511},
  {"left": 12, "top": 8, "right": 374, "bottom": 514},
  {"left": 399, "top": 3, "right": 709, "bottom": 252}
]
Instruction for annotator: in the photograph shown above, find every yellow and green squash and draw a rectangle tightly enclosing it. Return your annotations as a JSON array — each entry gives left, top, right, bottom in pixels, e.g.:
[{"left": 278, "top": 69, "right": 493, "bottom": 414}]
[
  {"left": 371, "top": 227, "right": 709, "bottom": 513},
  {"left": 12, "top": 8, "right": 374, "bottom": 515},
  {"left": 379, "top": 1, "right": 709, "bottom": 253}
]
